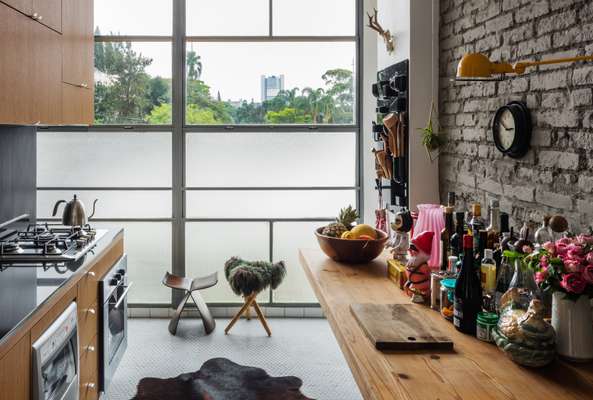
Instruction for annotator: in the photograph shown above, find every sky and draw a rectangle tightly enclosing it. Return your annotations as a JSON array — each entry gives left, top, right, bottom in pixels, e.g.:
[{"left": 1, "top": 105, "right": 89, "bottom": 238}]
[{"left": 94, "top": 0, "right": 356, "bottom": 102}]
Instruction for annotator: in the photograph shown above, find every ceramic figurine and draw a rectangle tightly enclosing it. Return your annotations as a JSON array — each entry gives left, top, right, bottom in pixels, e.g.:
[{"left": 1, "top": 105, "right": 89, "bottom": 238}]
[
  {"left": 387, "top": 211, "right": 412, "bottom": 261},
  {"left": 404, "top": 231, "right": 433, "bottom": 303},
  {"left": 492, "top": 288, "right": 556, "bottom": 368}
]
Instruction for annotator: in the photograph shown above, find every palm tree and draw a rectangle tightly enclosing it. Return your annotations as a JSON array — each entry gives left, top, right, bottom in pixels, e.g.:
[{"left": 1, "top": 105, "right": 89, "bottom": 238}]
[
  {"left": 187, "top": 50, "right": 202, "bottom": 81},
  {"left": 302, "top": 87, "right": 325, "bottom": 123}
]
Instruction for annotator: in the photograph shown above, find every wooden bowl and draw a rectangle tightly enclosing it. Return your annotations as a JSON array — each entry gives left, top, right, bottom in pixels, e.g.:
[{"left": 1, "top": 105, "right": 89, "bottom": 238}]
[{"left": 314, "top": 227, "right": 388, "bottom": 264}]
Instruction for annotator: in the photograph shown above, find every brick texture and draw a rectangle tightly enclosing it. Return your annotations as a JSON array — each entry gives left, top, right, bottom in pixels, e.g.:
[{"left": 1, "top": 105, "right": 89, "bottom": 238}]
[{"left": 439, "top": 0, "right": 593, "bottom": 232}]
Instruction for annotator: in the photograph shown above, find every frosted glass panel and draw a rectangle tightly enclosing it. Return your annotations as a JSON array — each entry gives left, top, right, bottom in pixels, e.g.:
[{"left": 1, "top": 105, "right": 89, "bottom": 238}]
[
  {"left": 273, "top": 0, "right": 355, "bottom": 36},
  {"left": 37, "top": 191, "right": 171, "bottom": 219},
  {"left": 185, "top": 222, "right": 269, "bottom": 303},
  {"left": 37, "top": 132, "right": 172, "bottom": 187},
  {"left": 187, "top": 0, "right": 268, "bottom": 36},
  {"left": 186, "top": 132, "right": 356, "bottom": 187},
  {"left": 272, "top": 222, "right": 319, "bottom": 303},
  {"left": 186, "top": 190, "right": 356, "bottom": 218},
  {"left": 93, "top": 222, "right": 172, "bottom": 304},
  {"left": 95, "top": 0, "right": 172, "bottom": 35}
]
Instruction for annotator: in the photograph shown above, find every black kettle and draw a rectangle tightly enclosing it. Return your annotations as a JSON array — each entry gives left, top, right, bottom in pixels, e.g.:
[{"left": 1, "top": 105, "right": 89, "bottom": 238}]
[{"left": 52, "top": 195, "right": 98, "bottom": 226}]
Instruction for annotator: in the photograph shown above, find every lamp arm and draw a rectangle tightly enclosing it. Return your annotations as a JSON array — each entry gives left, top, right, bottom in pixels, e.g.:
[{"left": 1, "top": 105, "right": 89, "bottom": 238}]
[{"left": 513, "top": 55, "right": 593, "bottom": 74}]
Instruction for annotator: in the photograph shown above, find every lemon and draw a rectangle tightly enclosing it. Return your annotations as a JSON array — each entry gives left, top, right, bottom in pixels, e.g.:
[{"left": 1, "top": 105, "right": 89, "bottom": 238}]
[
  {"left": 350, "top": 224, "right": 377, "bottom": 239},
  {"left": 341, "top": 231, "right": 353, "bottom": 239}
]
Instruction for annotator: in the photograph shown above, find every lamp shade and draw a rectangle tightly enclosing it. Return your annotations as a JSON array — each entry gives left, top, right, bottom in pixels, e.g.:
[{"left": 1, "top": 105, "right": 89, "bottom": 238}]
[{"left": 456, "top": 53, "right": 500, "bottom": 81}]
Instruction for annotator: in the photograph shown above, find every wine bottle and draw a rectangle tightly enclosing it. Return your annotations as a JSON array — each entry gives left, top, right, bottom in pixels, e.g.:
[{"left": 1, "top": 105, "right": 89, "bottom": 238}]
[
  {"left": 450, "top": 211, "right": 466, "bottom": 257},
  {"left": 454, "top": 235, "right": 483, "bottom": 334},
  {"left": 469, "top": 203, "right": 485, "bottom": 253},
  {"left": 500, "top": 212, "right": 509, "bottom": 235},
  {"left": 440, "top": 206, "right": 454, "bottom": 271},
  {"left": 486, "top": 199, "right": 500, "bottom": 249},
  {"left": 480, "top": 249, "right": 496, "bottom": 295}
]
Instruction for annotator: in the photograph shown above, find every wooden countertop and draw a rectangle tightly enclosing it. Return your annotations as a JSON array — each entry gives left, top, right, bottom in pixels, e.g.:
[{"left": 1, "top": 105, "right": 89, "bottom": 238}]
[{"left": 299, "top": 249, "right": 593, "bottom": 400}]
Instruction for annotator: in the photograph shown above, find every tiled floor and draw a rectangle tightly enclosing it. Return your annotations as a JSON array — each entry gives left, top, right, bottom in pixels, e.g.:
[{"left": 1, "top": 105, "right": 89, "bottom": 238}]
[{"left": 104, "top": 318, "right": 362, "bottom": 400}]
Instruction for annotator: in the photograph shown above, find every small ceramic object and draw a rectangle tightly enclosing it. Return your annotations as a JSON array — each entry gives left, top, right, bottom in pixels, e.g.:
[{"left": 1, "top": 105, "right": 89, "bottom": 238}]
[
  {"left": 549, "top": 215, "right": 568, "bottom": 233},
  {"left": 404, "top": 231, "right": 434, "bottom": 303}
]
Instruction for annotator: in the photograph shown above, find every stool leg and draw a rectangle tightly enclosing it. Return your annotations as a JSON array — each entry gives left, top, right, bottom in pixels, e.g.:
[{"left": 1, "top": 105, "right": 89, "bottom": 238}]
[
  {"left": 252, "top": 300, "right": 272, "bottom": 337},
  {"left": 189, "top": 291, "right": 216, "bottom": 335},
  {"left": 244, "top": 296, "right": 251, "bottom": 320},
  {"left": 169, "top": 291, "right": 191, "bottom": 335},
  {"left": 225, "top": 293, "right": 256, "bottom": 335}
]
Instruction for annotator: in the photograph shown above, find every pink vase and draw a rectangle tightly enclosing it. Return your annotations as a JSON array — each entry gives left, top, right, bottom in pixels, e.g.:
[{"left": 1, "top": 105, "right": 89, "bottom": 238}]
[{"left": 413, "top": 204, "right": 445, "bottom": 269}]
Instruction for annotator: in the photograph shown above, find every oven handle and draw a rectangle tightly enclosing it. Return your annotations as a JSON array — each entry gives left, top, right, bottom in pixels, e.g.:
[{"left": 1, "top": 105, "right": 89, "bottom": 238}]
[{"left": 111, "top": 282, "right": 134, "bottom": 308}]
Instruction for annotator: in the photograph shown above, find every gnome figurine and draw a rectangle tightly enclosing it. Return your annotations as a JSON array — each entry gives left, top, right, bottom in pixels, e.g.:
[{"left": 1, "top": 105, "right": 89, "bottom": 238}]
[{"left": 404, "top": 231, "right": 434, "bottom": 303}]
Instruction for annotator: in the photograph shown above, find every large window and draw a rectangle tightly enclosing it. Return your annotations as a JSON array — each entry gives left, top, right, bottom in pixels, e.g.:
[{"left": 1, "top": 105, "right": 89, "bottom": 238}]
[{"left": 38, "top": 0, "right": 361, "bottom": 306}]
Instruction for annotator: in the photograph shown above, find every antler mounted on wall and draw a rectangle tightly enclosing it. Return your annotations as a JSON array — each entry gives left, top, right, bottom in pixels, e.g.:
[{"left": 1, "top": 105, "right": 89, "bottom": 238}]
[{"left": 366, "top": 8, "right": 395, "bottom": 54}]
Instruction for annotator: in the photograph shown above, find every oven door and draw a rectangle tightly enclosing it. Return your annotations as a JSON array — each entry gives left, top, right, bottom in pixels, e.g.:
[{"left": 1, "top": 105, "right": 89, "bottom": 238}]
[
  {"left": 102, "top": 278, "right": 132, "bottom": 391},
  {"left": 37, "top": 337, "right": 78, "bottom": 400}
]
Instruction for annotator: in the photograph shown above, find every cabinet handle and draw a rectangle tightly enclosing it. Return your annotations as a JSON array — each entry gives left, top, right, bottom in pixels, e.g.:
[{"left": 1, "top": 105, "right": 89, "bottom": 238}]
[
  {"left": 85, "top": 308, "right": 96, "bottom": 315},
  {"left": 80, "top": 83, "right": 88, "bottom": 88},
  {"left": 37, "top": 15, "right": 42, "bottom": 20},
  {"left": 32, "top": 12, "right": 38, "bottom": 19},
  {"left": 87, "top": 271, "right": 96, "bottom": 277},
  {"left": 85, "top": 345, "right": 95, "bottom": 352},
  {"left": 85, "top": 383, "right": 96, "bottom": 390}
]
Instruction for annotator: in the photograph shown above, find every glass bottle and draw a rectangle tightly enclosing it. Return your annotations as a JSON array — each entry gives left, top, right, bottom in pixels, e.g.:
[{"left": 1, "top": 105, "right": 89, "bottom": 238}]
[
  {"left": 494, "top": 255, "right": 513, "bottom": 312},
  {"left": 480, "top": 249, "right": 496, "bottom": 295},
  {"left": 500, "top": 212, "right": 510, "bottom": 235},
  {"left": 486, "top": 199, "right": 500, "bottom": 249},
  {"left": 470, "top": 203, "right": 485, "bottom": 254},
  {"left": 440, "top": 206, "right": 454, "bottom": 271},
  {"left": 454, "top": 235, "right": 483, "bottom": 335},
  {"left": 509, "top": 258, "right": 539, "bottom": 309},
  {"left": 450, "top": 211, "right": 466, "bottom": 257},
  {"left": 534, "top": 215, "right": 553, "bottom": 245}
]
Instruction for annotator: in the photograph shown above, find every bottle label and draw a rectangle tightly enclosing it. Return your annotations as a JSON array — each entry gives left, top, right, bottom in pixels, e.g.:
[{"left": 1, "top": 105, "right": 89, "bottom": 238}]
[{"left": 453, "top": 299, "right": 463, "bottom": 327}]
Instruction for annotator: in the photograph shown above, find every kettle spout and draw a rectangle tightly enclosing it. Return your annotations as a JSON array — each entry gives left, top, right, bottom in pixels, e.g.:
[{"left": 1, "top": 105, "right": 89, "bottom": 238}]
[
  {"left": 52, "top": 200, "right": 66, "bottom": 217},
  {"left": 88, "top": 199, "right": 98, "bottom": 220}
]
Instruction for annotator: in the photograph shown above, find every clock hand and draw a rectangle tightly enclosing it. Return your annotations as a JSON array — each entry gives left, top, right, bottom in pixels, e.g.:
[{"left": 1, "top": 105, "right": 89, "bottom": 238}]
[{"left": 500, "top": 119, "right": 511, "bottom": 130}]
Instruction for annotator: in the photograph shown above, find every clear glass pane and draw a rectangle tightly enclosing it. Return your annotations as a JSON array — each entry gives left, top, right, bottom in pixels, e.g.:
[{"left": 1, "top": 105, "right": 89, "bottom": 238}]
[
  {"left": 185, "top": 132, "right": 356, "bottom": 187},
  {"left": 186, "top": 190, "right": 356, "bottom": 219},
  {"left": 272, "top": 0, "right": 356, "bottom": 36},
  {"left": 95, "top": 42, "right": 172, "bottom": 124},
  {"left": 37, "top": 132, "right": 172, "bottom": 187},
  {"left": 186, "top": 0, "right": 269, "bottom": 36},
  {"left": 37, "top": 191, "right": 171, "bottom": 219},
  {"left": 185, "top": 222, "right": 269, "bottom": 303},
  {"left": 185, "top": 42, "right": 355, "bottom": 124},
  {"left": 272, "top": 222, "right": 319, "bottom": 303},
  {"left": 94, "top": 0, "right": 172, "bottom": 36},
  {"left": 93, "top": 222, "right": 172, "bottom": 304}
]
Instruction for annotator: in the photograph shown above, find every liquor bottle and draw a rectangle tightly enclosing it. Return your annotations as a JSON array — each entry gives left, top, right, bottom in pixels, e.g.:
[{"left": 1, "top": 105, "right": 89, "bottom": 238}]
[
  {"left": 500, "top": 212, "right": 509, "bottom": 235},
  {"left": 480, "top": 249, "right": 496, "bottom": 295},
  {"left": 469, "top": 203, "right": 485, "bottom": 253},
  {"left": 534, "top": 215, "right": 553, "bottom": 245},
  {"left": 454, "top": 235, "right": 483, "bottom": 334},
  {"left": 477, "top": 230, "right": 488, "bottom": 261},
  {"left": 440, "top": 206, "right": 454, "bottom": 271},
  {"left": 500, "top": 227, "right": 515, "bottom": 251},
  {"left": 450, "top": 211, "right": 466, "bottom": 257},
  {"left": 447, "top": 192, "right": 456, "bottom": 210},
  {"left": 486, "top": 199, "right": 500, "bottom": 249}
]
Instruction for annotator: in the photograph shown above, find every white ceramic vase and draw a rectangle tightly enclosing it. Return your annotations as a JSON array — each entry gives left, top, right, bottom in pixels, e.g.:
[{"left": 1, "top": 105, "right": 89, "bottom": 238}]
[{"left": 551, "top": 292, "right": 593, "bottom": 362}]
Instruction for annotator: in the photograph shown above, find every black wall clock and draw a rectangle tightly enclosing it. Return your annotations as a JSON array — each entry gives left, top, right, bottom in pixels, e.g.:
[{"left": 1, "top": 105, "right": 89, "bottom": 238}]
[{"left": 492, "top": 101, "right": 532, "bottom": 158}]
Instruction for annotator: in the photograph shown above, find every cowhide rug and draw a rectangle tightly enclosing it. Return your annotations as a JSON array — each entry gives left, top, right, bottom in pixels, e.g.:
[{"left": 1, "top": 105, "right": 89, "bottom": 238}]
[{"left": 132, "top": 357, "right": 314, "bottom": 400}]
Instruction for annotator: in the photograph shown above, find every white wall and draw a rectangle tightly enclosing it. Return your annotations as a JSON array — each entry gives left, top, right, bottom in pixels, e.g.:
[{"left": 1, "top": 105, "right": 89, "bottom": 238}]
[{"left": 377, "top": 0, "right": 410, "bottom": 68}]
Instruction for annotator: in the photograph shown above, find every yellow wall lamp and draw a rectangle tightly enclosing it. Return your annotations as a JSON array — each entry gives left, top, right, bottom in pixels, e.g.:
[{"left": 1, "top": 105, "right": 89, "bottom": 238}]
[{"left": 456, "top": 53, "right": 593, "bottom": 81}]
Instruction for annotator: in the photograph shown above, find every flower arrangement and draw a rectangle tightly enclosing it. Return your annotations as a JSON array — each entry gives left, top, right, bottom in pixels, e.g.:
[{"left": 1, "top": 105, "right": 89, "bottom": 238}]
[{"left": 525, "top": 235, "right": 593, "bottom": 301}]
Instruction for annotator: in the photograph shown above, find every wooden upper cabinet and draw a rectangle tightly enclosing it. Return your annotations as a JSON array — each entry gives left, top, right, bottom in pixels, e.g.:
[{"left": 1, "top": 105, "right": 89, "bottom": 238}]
[
  {"left": 0, "top": 0, "right": 32, "bottom": 15},
  {"left": 62, "top": 0, "right": 93, "bottom": 88},
  {"left": 31, "top": 0, "right": 62, "bottom": 33},
  {"left": 0, "top": 3, "right": 62, "bottom": 125}
]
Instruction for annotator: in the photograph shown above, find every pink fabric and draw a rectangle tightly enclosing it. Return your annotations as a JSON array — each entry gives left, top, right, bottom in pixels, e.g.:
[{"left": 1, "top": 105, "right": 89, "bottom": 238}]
[{"left": 413, "top": 204, "right": 445, "bottom": 269}]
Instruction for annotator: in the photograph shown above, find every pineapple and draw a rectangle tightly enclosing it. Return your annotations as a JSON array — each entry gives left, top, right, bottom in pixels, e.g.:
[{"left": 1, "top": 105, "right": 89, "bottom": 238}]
[{"left": 321, "top": 205, "right": 359, "bottom": 237}]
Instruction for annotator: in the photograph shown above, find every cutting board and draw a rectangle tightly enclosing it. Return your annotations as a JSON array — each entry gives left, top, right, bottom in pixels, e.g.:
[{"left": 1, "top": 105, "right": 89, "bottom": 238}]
[{"left": 350, "top": 303, "right": 454, "bottom": 351}]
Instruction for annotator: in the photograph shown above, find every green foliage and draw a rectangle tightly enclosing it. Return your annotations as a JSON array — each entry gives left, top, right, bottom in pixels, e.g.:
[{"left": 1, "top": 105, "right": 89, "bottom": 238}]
[{"left": 265, "top": 108, "right": 312, "bottom": 124}]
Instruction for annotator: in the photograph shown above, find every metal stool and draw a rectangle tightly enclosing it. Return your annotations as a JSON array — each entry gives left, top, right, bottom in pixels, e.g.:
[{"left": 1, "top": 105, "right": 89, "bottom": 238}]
[{"left": 161, "top": 271, "right": 218, "bottom": 335}]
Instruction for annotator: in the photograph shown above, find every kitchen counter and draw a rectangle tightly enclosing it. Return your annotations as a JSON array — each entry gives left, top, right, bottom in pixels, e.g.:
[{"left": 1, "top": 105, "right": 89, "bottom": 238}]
[
  {"left": 300, "top": 249, "right": 593, "bottom": 400},
  {"left": 0, "top": 228, "right": 123, "bottom": 349}
]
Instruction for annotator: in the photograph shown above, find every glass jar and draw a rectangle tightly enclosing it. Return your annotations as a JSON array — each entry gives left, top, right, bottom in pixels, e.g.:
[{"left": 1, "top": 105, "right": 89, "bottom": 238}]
[
  {"left": 440, "top": 278, "right": 456, "bottom": 321},
  {"left": 509, "top": 258, "right": 539, "bottom": 309},
  {"left": 476, "top": 312, "right": 499, "bottom": 342}
]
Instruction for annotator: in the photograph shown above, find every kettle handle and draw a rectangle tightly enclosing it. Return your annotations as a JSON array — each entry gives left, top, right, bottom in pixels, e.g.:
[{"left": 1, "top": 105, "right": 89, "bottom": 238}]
[
  {"left": 52, "top": 200, "right": 66, "bottom": 217},
  {"left": 88, "top": 199, "right": 98, "bottom": 220}
]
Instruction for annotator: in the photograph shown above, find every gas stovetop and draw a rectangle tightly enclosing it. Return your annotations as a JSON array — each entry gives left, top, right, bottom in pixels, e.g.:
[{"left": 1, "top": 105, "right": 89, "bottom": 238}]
[{"left": 0, "top": 223, "right": 107, "bottom": 264}]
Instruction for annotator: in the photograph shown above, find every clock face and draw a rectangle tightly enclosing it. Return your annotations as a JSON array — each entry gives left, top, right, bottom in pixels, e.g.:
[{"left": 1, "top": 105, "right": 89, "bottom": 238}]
[{"left": 496, "top": 108, "right": 516, "bottom": 151}]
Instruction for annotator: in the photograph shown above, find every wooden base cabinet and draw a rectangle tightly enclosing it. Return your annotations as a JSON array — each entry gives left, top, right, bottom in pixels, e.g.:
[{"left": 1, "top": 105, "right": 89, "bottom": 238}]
[{"left": 0, "top": 333, "right": 31, "bottom": 400}]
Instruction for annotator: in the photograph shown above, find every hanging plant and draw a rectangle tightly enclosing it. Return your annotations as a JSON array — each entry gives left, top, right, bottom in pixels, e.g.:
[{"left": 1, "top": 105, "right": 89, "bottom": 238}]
[{"left": 417, "top": 100, "right": 443, "bottom": 162}]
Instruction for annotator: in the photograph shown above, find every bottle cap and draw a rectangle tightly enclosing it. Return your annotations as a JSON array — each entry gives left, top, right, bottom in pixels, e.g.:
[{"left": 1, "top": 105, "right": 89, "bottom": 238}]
[
  {"left": 444, "top": 206, "right": 454, "bottom": 214},
  {"left": 489, "top": 199, "right": 499, "bottom": 208},
  {"left": 463, "top": 234, "right": 473, "bottom": 249},
  {"left": 472, "top": 203, "right": 481, "bottom": 216},
  {"left": 484, "top": 249, "right": 493, "bottom": 259}
]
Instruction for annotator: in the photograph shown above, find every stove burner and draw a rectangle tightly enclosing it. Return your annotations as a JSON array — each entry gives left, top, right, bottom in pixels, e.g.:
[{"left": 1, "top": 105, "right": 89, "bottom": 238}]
[
  {"left": 36, "top": 232, "right": 56, "bottom": 244},
  {"left": 44, "top": 243, "right": 62, "bottom": 255},
  {"left": 32, "top": 225, "right": 48, "bottom": 234},
  {"left": 1, "top": 242, "right": 24, "bottom": 254}
]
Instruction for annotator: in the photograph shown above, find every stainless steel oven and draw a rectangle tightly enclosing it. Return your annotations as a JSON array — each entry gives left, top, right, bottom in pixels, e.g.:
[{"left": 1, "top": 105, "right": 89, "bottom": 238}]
[
  {"left": 99, "top": 254, "right": 131, "bottom": 392},
  {"left": 32, "top": 302, "right": 79, "bottom": 400}
]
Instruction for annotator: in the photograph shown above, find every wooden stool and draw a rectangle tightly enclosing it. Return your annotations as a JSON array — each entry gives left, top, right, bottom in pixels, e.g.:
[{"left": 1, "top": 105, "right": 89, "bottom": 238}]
[
  {"left": 162, "top": 271, "right": 218, "bottom": 335},
  {"left": 224, "top": 292, "right": 271, "bottom": 337}
]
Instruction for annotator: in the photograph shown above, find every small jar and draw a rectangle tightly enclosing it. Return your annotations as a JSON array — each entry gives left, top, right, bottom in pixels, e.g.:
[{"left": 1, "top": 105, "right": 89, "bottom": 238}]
[
  {"left": 440, "top": 278, "right": 456, "bottom": 321},
  {"left": 476, "top": 312, "right": 499, "bottom": 342},
  {"left": 448, "top": 256, "right": 458, "bottom": 275}
]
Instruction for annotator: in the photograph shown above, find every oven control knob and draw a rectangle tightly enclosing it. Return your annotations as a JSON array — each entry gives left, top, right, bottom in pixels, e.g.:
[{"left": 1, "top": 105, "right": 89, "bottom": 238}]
[
  {"left": 113, "top": 273, "right": 122, "bottom": 281},
  {"left": 117, "top": 269, "right": 126, "bottom": 275},
  {"left": 110, "top": 278, "right": 119, "bottom": 286}
]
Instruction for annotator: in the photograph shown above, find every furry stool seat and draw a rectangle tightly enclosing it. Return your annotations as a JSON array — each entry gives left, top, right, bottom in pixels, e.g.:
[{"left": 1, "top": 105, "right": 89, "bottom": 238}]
[{"left": 224, "top": 257, "right": 286, "bottom": 336}]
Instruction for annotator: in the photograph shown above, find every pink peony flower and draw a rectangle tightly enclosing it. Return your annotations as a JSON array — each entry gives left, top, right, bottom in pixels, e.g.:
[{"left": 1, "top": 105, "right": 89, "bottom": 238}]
[
  {"left": 577, "top": 235, "right": 593, "bottom": 245},
  {"left": 543, "top": 241, "right": 556, "bottom": 255},
  {"left": 583, "top": 265, "right": 593, "bottom": 284},
  {"left": 587, "top": 252, "right": 593, "bottom": 265},
  {"left": 557, "top": 237, "right": 572, "bottom": 246},
  {"left": 522, "top": 244, "right": 534, "bottom": 254},
  {"left": 540, "top": 255, "right": 549, "bottom": 268},
  {"left": 564, "top": 259, "right": 584, "bottom": 273},
  {"left": 556, "top": 243, "right": 569, "bottom": 257},
  {"left": 535, "top": 270, "right": 548, "bottom": 285},
  {"left": 561, "top": 273, "right": 587, "bottom": 294}
]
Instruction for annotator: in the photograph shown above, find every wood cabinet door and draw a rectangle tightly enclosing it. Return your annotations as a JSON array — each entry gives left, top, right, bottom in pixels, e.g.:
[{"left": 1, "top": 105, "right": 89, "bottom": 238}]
[
  {"left": 62, "top": 0, "right": 93, "bottom": 88},
  {"left": 62, "top": 82, "right": 93, "bottom": 124},
  {"left": 32, "top": 0, "right": 61, "bottom": 32},
  {"left": 0, "top": 333, "right": 31, "bottom": 400},
  {"left": 0, "top": 0, "right": 32, "bottom": 15},
  {"left": 0, "top": 4, "right": 61, "bottom": 124}
]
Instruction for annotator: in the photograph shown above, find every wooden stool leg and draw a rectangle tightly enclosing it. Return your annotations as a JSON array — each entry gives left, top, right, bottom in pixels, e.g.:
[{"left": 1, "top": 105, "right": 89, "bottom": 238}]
[
  {"left": 225, "top": 294, "right": 256, "bottom": 335},
  {"left": 169, "top": 291, "right": 191, "bottom": 335},
  {"left": 244, "top": 296, "right": 251, "bottom": 320},
  {"left": 252, "top": 300, "right": 272, "bottom": 337},
  {"left": 189, "top": 291, "right": 216, "bottom": 335}
]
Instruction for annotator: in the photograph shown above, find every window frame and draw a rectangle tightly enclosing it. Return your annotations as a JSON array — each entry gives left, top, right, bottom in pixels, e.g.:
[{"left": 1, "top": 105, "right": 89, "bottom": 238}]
[{"left": 39, "top": 0, "right": 363, "bottom": 308}]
